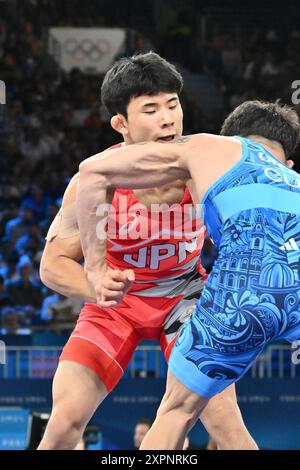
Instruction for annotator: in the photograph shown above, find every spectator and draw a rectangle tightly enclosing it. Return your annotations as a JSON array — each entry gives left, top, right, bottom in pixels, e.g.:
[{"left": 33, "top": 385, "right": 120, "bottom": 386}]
[
  {"left": 3, "top": 205, "right": 34, "bottom": 244},
  {"left": 1, "top": 306, "right": 32, "bottom": 335},
  {"left": 133, "top": 418, "right": 153, "bottom": 450},
  {"left": 15, "top": 222, "right": 44, "bottom": 257},
  {"left": 0, "top": 275, "right": 10, "bottom": 308},
  {"left": 41, "top": 291, "right": 82, "bottom": 322},
  {"left": 5, "top": 255, "right": 43, "bottom": 323}
]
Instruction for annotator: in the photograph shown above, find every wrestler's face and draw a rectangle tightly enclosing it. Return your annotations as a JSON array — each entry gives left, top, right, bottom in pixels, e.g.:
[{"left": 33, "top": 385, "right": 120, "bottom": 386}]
[{"left": 111, "top": 92, "right": 183, "bottom": 144}]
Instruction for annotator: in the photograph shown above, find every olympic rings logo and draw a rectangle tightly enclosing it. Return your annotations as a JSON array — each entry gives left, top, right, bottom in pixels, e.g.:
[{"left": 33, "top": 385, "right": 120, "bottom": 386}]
[{"left": 63, "top": 38, "right": 111, "bottom": 61}]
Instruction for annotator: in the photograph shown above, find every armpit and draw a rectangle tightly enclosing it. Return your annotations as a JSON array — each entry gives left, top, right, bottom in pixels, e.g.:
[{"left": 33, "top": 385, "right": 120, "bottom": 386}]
[{"left": 45, "top": 203, "right": 79, "bottom": 241}]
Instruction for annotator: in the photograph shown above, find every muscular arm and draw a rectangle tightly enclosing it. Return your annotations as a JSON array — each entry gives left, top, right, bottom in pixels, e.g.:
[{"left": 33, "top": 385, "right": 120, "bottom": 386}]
[
  {"left": 40, "top": 232, "right": 96, "bottom": 302},
  {"left": 76, "top": 133, "right": 240, "bottom": 301},
  {"left": 78, "top": 137, "right": 191, "bottom": 189},
  {"left": 40, "top": 174, "right": 96, "bottom": 302},
  {"left": 77, "top": 137, "right": 196, "bottom": 297}
]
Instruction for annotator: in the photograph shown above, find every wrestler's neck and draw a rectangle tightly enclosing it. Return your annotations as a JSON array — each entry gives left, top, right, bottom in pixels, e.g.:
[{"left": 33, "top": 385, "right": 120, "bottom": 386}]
[{"left": 247, "top": 134, "right": 286, "bottom": 164}]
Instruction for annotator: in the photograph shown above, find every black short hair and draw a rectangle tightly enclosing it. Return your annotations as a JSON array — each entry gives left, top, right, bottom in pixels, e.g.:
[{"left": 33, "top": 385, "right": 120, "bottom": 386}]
[
  {"left": 101, "top": 52, "right": 183, "bottom": 118},
  {"left": 220, "top": 100, "right": 300, "bottom": 157}
]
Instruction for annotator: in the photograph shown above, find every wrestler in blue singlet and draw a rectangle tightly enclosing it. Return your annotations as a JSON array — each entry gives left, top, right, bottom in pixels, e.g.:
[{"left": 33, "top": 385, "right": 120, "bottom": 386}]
[{"left": 169, "top": 136, "right": 300, "bottom": 397}]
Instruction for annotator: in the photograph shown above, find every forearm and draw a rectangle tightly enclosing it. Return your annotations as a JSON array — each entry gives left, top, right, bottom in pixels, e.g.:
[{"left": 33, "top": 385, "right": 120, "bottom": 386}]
[
  {"left": 76, "top": 173, "right": 112, "bottom": 294},
  {"left": 78, "top": 141, "right": 188, "bottom": 190},
  {"left": 40, "top": 255, "right": 96, "bottom": 302}
]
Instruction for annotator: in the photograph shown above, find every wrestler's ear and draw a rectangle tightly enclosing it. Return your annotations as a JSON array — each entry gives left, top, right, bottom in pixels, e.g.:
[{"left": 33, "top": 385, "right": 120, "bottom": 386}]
[
  {"left": 111, "top": 114, "right": 129, "bottom": 136},
  {"left": 287, "top": 159, "right": 294, "bottom": 169}
]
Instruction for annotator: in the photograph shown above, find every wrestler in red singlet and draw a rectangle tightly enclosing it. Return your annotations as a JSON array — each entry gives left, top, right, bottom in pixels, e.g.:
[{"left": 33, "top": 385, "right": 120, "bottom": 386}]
[{"left": 60, "top": 146, "right": 206, "bottom": 391}]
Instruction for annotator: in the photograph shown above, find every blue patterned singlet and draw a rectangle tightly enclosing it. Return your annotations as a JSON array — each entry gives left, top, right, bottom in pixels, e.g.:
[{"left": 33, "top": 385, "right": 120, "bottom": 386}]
[{"left": 169, "top": 137, "right": 300, "bottom": 397}]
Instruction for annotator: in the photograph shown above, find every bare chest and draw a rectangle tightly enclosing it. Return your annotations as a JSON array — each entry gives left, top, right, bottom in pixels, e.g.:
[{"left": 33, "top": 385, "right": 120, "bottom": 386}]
[{"left": 133, "top": 181, "right": 186, "bottom": 207}]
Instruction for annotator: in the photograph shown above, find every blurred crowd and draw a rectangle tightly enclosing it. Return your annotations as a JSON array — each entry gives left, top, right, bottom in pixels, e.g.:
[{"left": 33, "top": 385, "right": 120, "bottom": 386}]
[{"left": 1, "top": 0, "right": 300, "bottom": 333}]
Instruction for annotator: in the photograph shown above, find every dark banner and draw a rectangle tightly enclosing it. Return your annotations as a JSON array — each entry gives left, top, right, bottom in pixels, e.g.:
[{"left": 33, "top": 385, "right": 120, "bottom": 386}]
[{"left": 0, "top": 378, "right": 299, "bottom": 449}]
